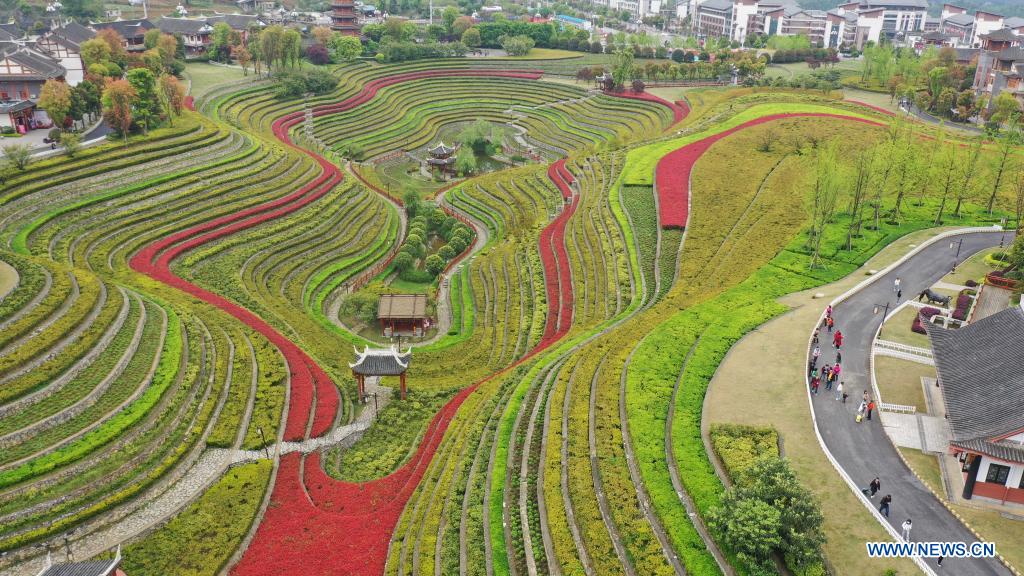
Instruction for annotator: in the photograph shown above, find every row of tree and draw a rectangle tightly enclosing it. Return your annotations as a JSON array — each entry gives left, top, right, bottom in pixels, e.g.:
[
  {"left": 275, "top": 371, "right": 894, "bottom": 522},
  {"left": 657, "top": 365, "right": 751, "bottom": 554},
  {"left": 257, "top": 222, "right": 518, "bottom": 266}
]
[{"left": 806, "top": 119, "right": 1024, "bottom": 266}]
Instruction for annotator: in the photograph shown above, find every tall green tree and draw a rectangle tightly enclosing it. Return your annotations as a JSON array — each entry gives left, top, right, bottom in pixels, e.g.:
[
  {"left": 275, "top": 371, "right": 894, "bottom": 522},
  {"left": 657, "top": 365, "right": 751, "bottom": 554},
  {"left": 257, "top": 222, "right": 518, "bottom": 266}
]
[{"left": 126, "top": 68, "right": 158, "bottom": 134}]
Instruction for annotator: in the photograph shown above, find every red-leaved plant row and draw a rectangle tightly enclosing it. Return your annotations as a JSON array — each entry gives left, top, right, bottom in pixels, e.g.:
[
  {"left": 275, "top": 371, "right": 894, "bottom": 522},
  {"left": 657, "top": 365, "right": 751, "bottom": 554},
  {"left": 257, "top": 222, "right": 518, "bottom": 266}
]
[
  {"left": 124, "top": 67, "right": 576, "bottom": 575},
  {"left": 603, "top": 90, "right": 689, "bottom": 126},
  {"left": 232, "top": 156, "right": 579, "bottom": 575},
  {"left": 654, "top": 113, "right": 884, "bottom": 229}
]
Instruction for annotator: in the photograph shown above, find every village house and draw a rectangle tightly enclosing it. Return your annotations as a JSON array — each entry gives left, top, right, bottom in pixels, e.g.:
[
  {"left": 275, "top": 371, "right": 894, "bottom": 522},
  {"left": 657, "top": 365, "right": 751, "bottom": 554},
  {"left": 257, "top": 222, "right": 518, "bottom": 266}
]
[
  {"left": 36, "top": 21, "right": 94, "bottom": 86},
  {"left": 927, "top": 305, "right": 1024, "bottom": 508}
]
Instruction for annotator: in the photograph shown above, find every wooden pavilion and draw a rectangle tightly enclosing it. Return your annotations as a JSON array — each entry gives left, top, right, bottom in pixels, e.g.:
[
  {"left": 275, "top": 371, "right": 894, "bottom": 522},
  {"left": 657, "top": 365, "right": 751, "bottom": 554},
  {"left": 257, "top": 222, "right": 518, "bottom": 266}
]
[
  {"left": 426, "top": 141, "right": 458, "bottom": 177},
  {"left": 349, "top": 345, "right": 412, "bottom": 401},
  {"left": 378, "top": 294, "right": 428, "bottom": 337}
]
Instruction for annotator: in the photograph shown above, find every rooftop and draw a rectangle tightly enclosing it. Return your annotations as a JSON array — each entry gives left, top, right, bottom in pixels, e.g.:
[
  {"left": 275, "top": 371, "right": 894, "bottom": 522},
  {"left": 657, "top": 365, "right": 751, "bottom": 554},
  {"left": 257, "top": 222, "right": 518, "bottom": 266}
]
[
  {"left": 91, "top": 18, "right": 155, "bottom": 39},
  {"left": 349, "top": 346, "right": 412, "bottom": 376},
  {"left": 0, "top": 45, "right": 66, "bottom": 80},
  {"left": 927, "top": 306, "right": 1024, "bottom": 443},
  {"left": 996, "top": 46, "right": 1024, "bottom": 62},
  {"left": 860, "top": 0, "right": 928, "bottom": 8},
  {"left": 378, "top": 294, "right": 428, "bottom": 319},
  {"left": 944, "top": 13, "right": 975, "bottom": 26},
  {"left": 699, "top": 0, "right": 734, "bottom": 12},
  {"left": 157, "top": 17, "right": 214, "bottom": 35},
  {"left": 38, "top": 556, "right": 120, "bottom": 576},
  {"left": 980, "top": 27, "right": 1019, "bottom": 43},
  {"left": 46, "top": 21, "right": 95, "bottom": 49}
]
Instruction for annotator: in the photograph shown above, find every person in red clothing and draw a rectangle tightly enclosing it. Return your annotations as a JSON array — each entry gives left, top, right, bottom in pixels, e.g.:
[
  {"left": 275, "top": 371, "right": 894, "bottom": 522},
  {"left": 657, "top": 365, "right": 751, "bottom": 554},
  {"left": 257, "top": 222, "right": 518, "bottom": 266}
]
[
  {"left": 867, "top": 400, "right": 876, "bottom": 420},
  {"left": 833, "top": 330, "right": 843, "bottom": 349}
]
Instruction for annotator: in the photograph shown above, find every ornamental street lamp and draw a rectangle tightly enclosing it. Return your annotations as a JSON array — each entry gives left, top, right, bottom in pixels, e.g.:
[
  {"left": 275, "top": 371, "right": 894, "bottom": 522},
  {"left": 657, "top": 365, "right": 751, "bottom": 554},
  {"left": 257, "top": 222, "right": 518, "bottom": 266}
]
[
  {"left": 257, "top": 426, "right": 270, "bottom": 459},
  {"left": 873, "top": 301, "right": 891, "bottom": 338},
  {"left": 950, "top": 237, "right": 964, "bottom": 272}
]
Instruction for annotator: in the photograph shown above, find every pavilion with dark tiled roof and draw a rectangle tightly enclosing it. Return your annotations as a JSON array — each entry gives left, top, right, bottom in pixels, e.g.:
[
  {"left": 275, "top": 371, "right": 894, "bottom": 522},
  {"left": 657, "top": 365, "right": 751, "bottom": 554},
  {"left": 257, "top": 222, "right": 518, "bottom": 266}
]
[
  {"left": 36, "top": 546, "right": 125, "bottom": 576},
  {"left": 377, "top": 293, "right": 428, "bottom": 337},
  {"left": 926, "top": 305, "right": 1024, "bottom": 506},
  {"left": 350, "top": 345, "right": 412, "bottom": 400}
]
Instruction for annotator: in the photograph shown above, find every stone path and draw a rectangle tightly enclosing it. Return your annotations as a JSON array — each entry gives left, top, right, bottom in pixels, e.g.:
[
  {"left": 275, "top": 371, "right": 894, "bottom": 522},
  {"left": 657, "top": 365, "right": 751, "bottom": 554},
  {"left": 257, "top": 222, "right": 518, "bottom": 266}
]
[
  {"left": 1, "top": 378, "right": 392, "bottom": 576},
  {"left": 0, "top": 260, "right": 16, "bottom": 301},
  {"left": 812, "top": 229, "right": 1014, "bottom": 576}
]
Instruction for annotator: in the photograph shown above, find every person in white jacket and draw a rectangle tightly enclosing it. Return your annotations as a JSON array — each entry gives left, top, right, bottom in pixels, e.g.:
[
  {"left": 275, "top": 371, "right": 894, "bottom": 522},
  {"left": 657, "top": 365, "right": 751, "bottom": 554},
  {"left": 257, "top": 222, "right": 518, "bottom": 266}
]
[{"left": 901, "top": 518, "right": 913, "bottom": 542}]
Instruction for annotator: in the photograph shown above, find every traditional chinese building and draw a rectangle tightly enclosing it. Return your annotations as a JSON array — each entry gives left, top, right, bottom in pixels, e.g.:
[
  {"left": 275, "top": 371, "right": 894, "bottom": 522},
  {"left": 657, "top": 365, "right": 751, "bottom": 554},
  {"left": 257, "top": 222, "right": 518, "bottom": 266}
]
[
  {"left": 330, "top": 0, "right": 359, "bottom": 36},
  {"left": 36, "top": 547, "right": 127, "bottom": 576},
  {"left": 927, "top": 305, "right": 1024, "bottom": 507},
  {"left": 350, "top": 345, "right": 411, "bottom": 400},
  {"left": 426, "top": 141, "right": 458, "bottom": 178},
  {"left": 377, "top": 293, "right": 428, "bottom": 337}
]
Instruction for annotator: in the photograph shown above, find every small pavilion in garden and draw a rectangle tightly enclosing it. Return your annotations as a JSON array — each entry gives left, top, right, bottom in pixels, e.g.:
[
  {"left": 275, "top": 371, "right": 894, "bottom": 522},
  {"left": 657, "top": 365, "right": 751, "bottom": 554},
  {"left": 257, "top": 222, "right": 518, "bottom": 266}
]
[
  {"left": 37, "top": 546, "right": 127, "bottom": 576},
  {"left": 350, "top": 345, "right": 412, "bottom": 401},
  {"left": 378, "top": 294, "right": 428, "bottom": 337},
  {"left": 426, "top": 141, "right": 458, "bottom": 177}
]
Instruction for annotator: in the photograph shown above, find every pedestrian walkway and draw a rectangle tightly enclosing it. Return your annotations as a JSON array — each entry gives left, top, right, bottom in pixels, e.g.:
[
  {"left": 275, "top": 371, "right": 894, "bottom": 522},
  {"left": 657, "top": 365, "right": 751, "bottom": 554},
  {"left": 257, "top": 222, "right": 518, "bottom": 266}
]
[{"left": 809, "top": 228, "right": 1014, "bottom": 576}]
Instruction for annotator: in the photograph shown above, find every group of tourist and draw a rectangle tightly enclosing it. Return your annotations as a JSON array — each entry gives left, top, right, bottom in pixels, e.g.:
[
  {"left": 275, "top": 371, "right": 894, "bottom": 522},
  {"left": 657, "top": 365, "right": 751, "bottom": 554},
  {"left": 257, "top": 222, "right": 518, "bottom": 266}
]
[{"left": 809, "top": 305, "right": 878, "bottom": 421}]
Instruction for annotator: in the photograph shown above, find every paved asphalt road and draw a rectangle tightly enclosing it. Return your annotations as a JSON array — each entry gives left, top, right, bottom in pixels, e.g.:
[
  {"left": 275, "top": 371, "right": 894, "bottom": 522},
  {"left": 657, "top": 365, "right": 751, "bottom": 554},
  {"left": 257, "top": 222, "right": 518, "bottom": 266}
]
[{"left": 811, "top": 229, "right": 1016, "bottom": 576}]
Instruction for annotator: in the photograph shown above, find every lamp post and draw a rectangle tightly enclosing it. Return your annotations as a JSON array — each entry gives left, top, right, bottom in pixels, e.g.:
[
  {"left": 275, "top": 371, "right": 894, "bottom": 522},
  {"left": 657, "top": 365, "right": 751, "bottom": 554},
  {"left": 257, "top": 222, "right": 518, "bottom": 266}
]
[
  {"left": 257, "top": 426, "right": 270, "bottom": 459},
  {"left": 873, "top": 301, "right": 891, "bottom": 338},
  {"left": 950, "top": 237, "right": 964, "bottom": 272}
]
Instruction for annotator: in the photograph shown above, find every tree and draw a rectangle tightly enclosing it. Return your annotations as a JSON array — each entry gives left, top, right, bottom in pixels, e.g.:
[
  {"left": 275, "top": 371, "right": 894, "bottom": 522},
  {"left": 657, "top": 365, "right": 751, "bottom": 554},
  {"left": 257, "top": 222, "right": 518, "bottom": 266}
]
[
  {"left": 455, "top": 147, "right": 477, "bottom": 175},
  {"left": 452, "top": 15, "right": 474, "bottom": 37},
  {"left": 80, "top": 38, "right": 112, "bottom": 68},
  {"left": 438, "top": 245, "right": 456, "bottom": 260},
  {"left": 1010, "top": 234, "right": 1024, "bottom": 270},
  {"left": 3, "top": 144, "right": 31, "bottom": 171},
  {"left": 144, "top": 28, "right": 161, "bottom": 49},
  {"left": 954, "top": 137, "right": 983, "bottom": 218},
  {"left": 846, "top": 148, "right": 874, "bottom": 250},
  {"left": 987, "top": 122, "right": 1020, "bottom": 214},
  {"left": 159, "top": 74, "right": 186, "bottom": 124},
  {"left": 442, "top": 6, "right": 459, "bottom": 37},
  {"left": 61, "top": 132, "right": 82, "bottom": 157},
  {"left": 281, "top": 29, "right": 302, "bottom": 68},
  {"left": 156, "top": 33, "right": 179, "bottom": 70},
  {"left": 611, "top": 47, "right": 634, "bottom": 89},
  {"left": 329, "top": 35, "right": 362, "bottom": 62},
  {"left": 311, "top": 25, "right": 334, "bottom": 46},
  {"left": 934, "top": 143, "right": 960, "bottom": 225},
  {"left": 709, "top": 497, "right": 782, "bottom": 572},
  {"left": 461, "top": 27, "right": 481, "bottom": 49},
  {"left": 209, "top": 22, "right": 232, "bottom": 62},
  {"left": 808, "top": 140, "right": 843, "bottom": 267},
  {"left": 394, "top": 251, "right": 414, "bottom": 271},
  {"left": 403, "top": 190, "right": 421, "bottom": 217},
  {"left": 305, "top": 44, "right": 330, "bottom": 65},
  {"left": 235, "top": 46, "right": 253, "bottom": 75},
  {"left": 95, "top": 29, "right": 127, "bottom": 66},
  {"left": 260, "top": 25, "right": 284, "bottom": 72},
  {"left": 425, "top": 254, "right": 445, "bottom": 276},
  {"left": 500, "top": 34, "right": 534, "bottom": 57},
  {"left": 127, "top": 68, "right": 158, "bottom": 134},
  {"left": 38, "top": 80, "right": 72, "bottom": 130},
  {"left": 991, "top": 92, "right": 1021, "bottom": 126},
  {"left": 102, "top": 79, "right": 137, "bottom": 143}
]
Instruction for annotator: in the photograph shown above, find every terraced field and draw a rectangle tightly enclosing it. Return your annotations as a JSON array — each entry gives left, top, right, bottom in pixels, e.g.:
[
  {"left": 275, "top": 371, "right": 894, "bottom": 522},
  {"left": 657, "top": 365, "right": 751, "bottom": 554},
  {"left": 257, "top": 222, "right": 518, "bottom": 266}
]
[{"left": 0, "top": 57, "right": 1016, "bottom": 576}]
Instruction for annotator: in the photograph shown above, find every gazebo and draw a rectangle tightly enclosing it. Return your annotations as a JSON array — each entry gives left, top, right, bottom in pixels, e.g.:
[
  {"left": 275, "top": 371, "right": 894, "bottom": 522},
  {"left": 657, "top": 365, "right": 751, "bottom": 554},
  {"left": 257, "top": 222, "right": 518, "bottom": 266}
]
[
  {"left": 350, "top": 345, "right": 412, "bottom": 401},
  {"left": 426, "top": 141, "right": 458, "bottom": 177},
  {"left": 378, "top": 294, "right": 428, "bottom": 337}
]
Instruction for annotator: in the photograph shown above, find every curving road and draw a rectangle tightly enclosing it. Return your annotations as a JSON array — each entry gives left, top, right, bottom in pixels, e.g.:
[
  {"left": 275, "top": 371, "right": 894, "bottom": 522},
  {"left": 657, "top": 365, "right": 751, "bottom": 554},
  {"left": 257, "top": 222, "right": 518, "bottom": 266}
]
[{"left": 810, "top": 229, "right": 1015, "bottom": 576}]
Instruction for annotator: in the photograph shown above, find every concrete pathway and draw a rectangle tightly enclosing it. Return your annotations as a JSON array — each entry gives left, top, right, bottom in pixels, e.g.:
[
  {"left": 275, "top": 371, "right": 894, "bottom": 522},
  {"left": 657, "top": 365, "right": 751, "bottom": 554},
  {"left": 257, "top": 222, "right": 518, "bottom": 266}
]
[
  {"left": 812, "top": 229, "right": 1014, "bottom": 576},
  {"left": 0, "top": 377, "right": 392, "bottom": 576},
  {"left": 0, "top": 260, "right": 16, "bottom": 301}
]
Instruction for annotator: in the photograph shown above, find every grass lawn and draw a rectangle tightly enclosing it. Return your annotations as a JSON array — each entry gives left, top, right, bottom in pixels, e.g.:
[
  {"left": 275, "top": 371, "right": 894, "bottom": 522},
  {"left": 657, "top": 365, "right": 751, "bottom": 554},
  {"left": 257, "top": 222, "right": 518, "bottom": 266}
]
[
  {"left": 881, "top": 305, "right": 932, "bottom": 349},
  {"left": 873, "top": 356, "right": 933, "bottom": 412},
  {"left": 388, "top": 277, "right": 433, "bottom": 294},
  {"left": 766, "top": 60, "right": 863, "bottom": 79},
  {"left": 704, "top": 227, "right": 964, "bottom": 576},
  {"left": 899, "top": 448, "right": 1024, "bottom": 573},
  {"left": 185, "top": 62, "right": 252, "bottom": 100},
  {"left": 899, "top": 448, "right": 944, "bottom": 494},
  {"left": 493, "top": 48, "right": 584, "bottom": 60},
  {"left": 941, "top": 247, "right": 1003, "bottom": 286}
]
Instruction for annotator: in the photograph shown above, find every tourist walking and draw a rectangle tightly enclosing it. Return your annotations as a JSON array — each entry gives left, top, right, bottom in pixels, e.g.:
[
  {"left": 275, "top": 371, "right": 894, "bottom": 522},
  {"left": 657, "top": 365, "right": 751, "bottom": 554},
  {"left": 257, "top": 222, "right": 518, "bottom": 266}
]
[
  {"left": 863, "top": 390, "right": 870, "bottom": 403},
  {"left": 825, "top": 368, "right": 835, "bottom": 391},
  {"left": 832, "top": 363, "right": 841, "bottom": 381},
  {"left": 812, "top": 345, "right": 821, "bottom": 363},
  {"left": 833, "top": 330, "right": 843, "bottom": 349},
  {"left": 811, "top": 375, "right": 820, "bottom": 395},
  {"left": 857, "top": 400, "right": 867, "bottom": 422},
  {"left": 835, "top": 381, "right": 844, "bottom": 401},
  {"left": 826, "top": 304, "right": 832, "bottom": 318},
  {"left": 879, "top": 494, "right": 892, "bottom": 517},
  {"left": 869, "top": 477, "right": 881, "bottom": 496},
  {"left": 901, "top": 518, "right": 913, "bottom": 541},
  {"left": 812, "top": 328, "right": 820, "bottom": 346},
  {"left": 826, "top": 316, "right": 835, "bottom": 332},
  {"left": 894, "top": 277, "right": 901, "bottom": 294},
  {"left": 866, "top": 400, "right": 876, "bottom": 421},
  {"left": 836, "top": 349, "right": 842, "bottom": 363}
]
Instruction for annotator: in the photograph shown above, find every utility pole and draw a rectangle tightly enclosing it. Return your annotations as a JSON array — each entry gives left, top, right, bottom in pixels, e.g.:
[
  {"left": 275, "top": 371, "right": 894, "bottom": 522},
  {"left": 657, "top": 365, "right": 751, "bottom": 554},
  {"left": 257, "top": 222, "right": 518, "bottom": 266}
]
[{"left": 429, "top": 0, "right": 433, "bottom": 25}]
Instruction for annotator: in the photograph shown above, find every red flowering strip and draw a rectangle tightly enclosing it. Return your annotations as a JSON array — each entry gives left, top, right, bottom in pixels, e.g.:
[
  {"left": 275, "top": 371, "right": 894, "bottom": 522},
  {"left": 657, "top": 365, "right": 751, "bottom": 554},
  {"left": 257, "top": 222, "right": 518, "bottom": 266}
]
[
  {"left": 538, "top": 162, "right": 578, "bottom": 347},
  {"left": 654, "top": 113, "right": 885, "bottom": 229},
  {"left": 547, "top": 159, "right": 573, "bottom": 199},
  {"left": 604, "top": 90, "right": 688, "bottom": 126}
]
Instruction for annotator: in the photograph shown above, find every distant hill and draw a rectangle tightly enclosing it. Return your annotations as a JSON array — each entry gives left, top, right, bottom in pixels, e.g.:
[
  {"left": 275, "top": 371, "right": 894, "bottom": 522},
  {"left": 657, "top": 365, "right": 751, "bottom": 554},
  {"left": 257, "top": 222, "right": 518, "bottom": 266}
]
[{"left": 797, "top": 0, "right": 1024, "bottom": 18}]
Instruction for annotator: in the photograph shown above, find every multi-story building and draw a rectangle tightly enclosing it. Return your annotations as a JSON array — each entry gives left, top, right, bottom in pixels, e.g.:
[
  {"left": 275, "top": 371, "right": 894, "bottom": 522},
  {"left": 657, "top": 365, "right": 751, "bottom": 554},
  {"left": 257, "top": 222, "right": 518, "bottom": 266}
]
[
  {"left": 972, "top": 11, "right": 1004, "bottom": 46},
  {"left": 973, "top": 27, "right": 1024, "bottom": 108},
  {"left": 858, "top": 0, "right": 926, "bottom": 36},
  {"left": 0, "top": 31, "right": 66, "bottom": 132},
  {"left": 91, "top": 18, "right": 155, "bottom": 52},
  {"left": 331, "top": 0, "right": 360, "bottom": 35},
  {"left": 157, "top": 17, "right": 215, "bottom": 56},
  {"left": 781, "top": 9, "right": 828, "bottom": 47},
  {"left": 694, "top": 0, "right": 733, "bottom": 40},
  {"left": 36, "top": 21, "right": 93, "bottom": 86}
]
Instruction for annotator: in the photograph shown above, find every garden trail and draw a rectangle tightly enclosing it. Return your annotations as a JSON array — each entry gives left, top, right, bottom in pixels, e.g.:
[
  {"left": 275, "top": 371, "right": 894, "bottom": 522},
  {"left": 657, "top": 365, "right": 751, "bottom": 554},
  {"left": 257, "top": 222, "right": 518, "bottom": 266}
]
[{"left": 0, "top": 260, "right": 16, "bottom": 301}]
